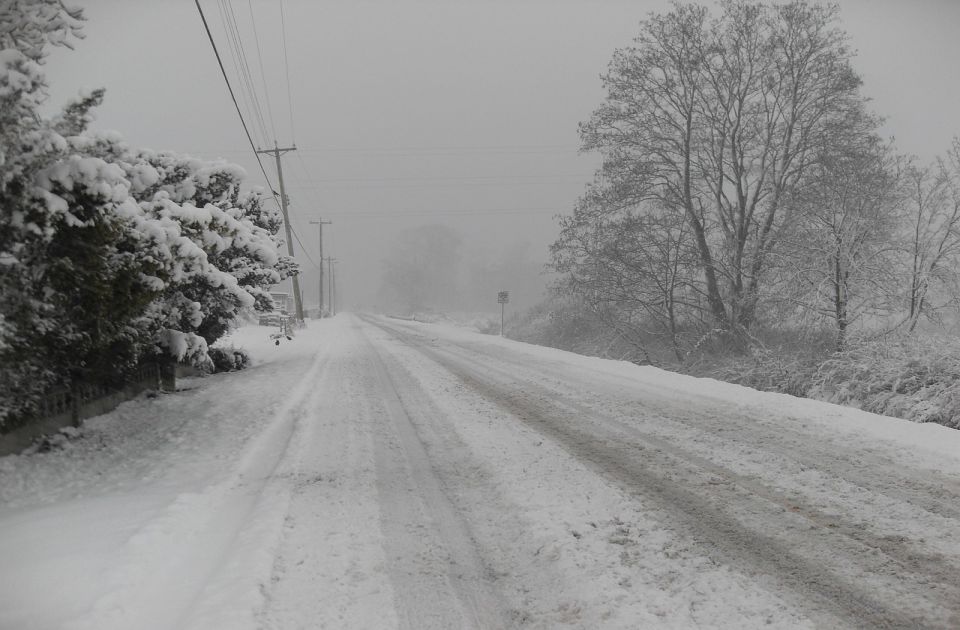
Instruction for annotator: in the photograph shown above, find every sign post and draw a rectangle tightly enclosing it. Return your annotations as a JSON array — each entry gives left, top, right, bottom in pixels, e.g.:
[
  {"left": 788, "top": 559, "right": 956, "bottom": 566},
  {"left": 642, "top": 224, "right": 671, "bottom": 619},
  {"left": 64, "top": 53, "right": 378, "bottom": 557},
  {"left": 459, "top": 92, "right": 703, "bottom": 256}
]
[{"left": 497, "top": 290, "right": 509, "bottom": 336}]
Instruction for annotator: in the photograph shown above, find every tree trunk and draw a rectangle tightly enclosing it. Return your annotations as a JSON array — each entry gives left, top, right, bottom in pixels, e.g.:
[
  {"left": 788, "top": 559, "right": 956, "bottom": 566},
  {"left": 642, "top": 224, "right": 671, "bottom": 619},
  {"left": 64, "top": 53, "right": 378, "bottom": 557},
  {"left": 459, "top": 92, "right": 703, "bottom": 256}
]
[{"left": 833, "top": 245, "right": 848, "bottom": 351}]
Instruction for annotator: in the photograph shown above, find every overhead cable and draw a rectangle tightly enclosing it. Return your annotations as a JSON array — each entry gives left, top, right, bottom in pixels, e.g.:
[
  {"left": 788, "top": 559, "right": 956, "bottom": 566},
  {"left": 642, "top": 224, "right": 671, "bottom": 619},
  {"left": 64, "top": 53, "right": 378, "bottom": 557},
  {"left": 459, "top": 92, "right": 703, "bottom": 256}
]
[
  {"left": 218, "top": 0, "right": 271, "bottom": 144},
  {"left": 289, "top": 224, "right": 319, "bottom": 267},
  {"left": 194, "top": 0, "right": 277, "bottom": 196},
  {"left": 247, "top": 0, "right": 279, "bottom": 143},
  {"left": 280, "top": 0, "right": 296, "bottom": 142},
  {"left": 214, "top": 0, "right": 262, "bottom": 144},
  {"left": 317, "top": 206, "right": 560, "bottom": 218}
]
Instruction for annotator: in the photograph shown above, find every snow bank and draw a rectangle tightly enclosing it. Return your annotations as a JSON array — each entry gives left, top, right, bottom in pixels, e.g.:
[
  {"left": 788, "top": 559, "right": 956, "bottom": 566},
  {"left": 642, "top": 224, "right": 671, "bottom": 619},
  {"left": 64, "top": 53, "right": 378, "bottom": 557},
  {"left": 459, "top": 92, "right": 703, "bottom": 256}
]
[
  {"left": 0, "top": 321, "right": 331, "bottom": 629},
  {"left": 399, "top": 318, "right": 960, "bottom": 463}
]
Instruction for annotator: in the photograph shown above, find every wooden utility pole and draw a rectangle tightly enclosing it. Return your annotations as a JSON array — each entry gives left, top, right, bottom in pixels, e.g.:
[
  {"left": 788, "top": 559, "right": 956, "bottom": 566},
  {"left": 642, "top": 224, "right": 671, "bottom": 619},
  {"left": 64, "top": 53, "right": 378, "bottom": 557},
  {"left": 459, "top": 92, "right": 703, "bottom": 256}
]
[
  {"left": 326, "top": 257, "right": 338, "bottom": 316},
  {"left": 257, "top": 143, "right": 304, "bottom": 322},
  {"left": 309, "top": 219, "right": 331, "bottom": 316}
]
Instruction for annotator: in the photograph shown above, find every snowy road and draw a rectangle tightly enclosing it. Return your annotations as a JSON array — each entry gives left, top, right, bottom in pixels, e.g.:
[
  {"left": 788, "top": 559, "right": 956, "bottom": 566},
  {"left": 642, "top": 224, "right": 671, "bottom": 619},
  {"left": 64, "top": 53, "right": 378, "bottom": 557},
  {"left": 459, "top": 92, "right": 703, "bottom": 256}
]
[{"left": 2, "top": 314, "right": 960, "bottom": 629}]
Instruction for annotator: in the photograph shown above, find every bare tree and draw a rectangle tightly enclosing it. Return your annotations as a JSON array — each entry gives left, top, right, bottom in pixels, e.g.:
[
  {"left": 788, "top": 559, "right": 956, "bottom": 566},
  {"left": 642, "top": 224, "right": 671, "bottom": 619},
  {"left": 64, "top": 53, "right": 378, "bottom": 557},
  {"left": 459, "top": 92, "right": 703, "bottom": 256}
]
[
  {"left": 576, "top": 1, "right": 873, "bottom": 340},
  {"left": 781, "top": 135, "right": 902, "bottom": 350},
  {"left": 902, "top": 140, "right": 960, "bottom": 331},
  {"left": 552, "top": 181, "right": 699, "bottom": 362}
]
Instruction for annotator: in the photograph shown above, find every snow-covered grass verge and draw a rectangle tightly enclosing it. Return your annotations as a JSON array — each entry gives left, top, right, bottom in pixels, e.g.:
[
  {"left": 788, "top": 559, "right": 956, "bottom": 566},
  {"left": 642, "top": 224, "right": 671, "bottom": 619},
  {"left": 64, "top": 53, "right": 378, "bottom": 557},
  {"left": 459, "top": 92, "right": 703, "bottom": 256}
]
[
  {"left": 701, "top": 333, "right": 960, "bottom": 430},
  {"left": 390, "top": 310, "right": 501, "bottom": 334},
  {"left": 509, "top": 301, "right": 960, "bottom": 431},
  {"left": 810, "top": 336, "right": 960, "bottom": 429},
  {"left": 398, "top": 317, "right": 960, "bottom": 461},
  {"left": 0, "top": 320, "right": 330, "bottom": 630}
]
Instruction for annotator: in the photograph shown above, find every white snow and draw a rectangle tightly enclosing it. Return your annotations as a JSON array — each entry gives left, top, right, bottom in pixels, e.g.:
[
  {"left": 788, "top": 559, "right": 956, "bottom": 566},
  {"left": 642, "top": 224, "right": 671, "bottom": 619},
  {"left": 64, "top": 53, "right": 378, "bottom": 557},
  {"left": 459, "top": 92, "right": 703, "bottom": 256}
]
[
  {"left": 0, "top": 323, "right": 325, "bottom": 630},
  {"left": 1, "top": 314, "right": 958, "bottom": 629},
  {"left": 0, "top": 49, "right": 42, "bottom": 97}
]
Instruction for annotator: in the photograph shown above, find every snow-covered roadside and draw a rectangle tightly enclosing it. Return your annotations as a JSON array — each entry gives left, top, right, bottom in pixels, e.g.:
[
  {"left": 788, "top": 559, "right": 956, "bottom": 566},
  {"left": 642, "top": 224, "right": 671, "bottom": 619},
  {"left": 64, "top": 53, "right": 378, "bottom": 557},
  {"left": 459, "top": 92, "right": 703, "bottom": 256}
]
[
  {"left": 0, "top": 321, "right": 331, "bottom": 630},
  {"left": 362, "top": 320, "right": 816, "bottom": 628},
  {"left": 364, "top": 315, "right": 960, "bottom": 627},
  {"left": 3, "top": 312, "right": 959, "bottom": 629},
  {"left": 261, "top": 316, "right": 812, "bottom": 628},
  {"left": 391, "top": 317, "right": 960, "bottom": 465}
]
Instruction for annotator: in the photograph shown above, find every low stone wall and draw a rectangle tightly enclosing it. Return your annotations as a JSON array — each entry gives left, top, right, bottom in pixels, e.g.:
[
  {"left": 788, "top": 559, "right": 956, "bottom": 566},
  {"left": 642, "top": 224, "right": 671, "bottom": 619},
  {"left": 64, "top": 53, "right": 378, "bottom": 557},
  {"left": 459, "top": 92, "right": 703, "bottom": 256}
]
[{"left": 0, "top": 363, "right": 171, "bottom": 457}]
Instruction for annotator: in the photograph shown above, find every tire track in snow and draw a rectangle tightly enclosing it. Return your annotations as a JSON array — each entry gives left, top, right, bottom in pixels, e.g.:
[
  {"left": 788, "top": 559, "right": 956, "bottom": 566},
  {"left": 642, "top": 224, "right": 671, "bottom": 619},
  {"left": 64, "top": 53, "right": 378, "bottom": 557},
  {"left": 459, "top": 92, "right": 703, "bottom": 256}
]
[
  {"left": 355, "top": 321, "right": 512, "bottom": 630},
  {"left": 438, "top": 330, "right": 960, "bottom": 520},
  {"left": 433, "top": 339, "right": 960, "bottom": 563},
  {"left": 428, "top": 334, "right": 960, "bottom": 579},
  {"left": 379, "top": 317, "right": 960, "bottom": 542},
  {"left": 367, "top": 316, "right": 960, "bottom": 629},
  {"left": 257, "top": 334, "right": 399, "bottom": 630},
  {"left": 66, "top": 347, "right": 331, "bottom": 630}
]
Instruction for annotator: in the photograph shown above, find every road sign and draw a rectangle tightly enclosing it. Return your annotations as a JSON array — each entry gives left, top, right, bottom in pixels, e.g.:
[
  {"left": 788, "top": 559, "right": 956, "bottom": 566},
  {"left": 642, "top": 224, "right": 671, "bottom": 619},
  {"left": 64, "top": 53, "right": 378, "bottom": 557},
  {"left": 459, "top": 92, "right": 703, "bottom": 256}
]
[{"left": 498, "top": 290, "right": 510, "bottom": 337}]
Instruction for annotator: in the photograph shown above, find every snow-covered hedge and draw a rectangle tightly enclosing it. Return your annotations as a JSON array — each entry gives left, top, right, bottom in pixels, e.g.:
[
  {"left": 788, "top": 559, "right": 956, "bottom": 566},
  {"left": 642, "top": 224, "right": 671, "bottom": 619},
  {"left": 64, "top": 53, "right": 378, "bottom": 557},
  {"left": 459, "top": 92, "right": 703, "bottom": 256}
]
[
  {"left": 701, "top": 333, "right": 960, "bottom": 430},
  {"left": 0, "top": 3, "right": 294, "bottom": 429},
  {"left": 810, "top": 337, "right": 960, "bottom": 429},
  {"left": 207, "top": 346, "right": 251, "bottom": 373},
  {"left": 514, "top": 292, "right": 960, "bottom": 430}
]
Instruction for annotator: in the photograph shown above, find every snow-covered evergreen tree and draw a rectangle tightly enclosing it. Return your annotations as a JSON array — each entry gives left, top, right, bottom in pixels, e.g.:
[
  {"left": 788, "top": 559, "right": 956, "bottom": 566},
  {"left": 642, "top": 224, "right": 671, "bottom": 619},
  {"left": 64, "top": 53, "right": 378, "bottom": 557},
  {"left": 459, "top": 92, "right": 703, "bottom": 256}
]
[
  {"left": 0, "top": 1, "right": 295, "bottom": 429},
  {"left": 0, "top": 1, "right": 90, "bottom": 425}
]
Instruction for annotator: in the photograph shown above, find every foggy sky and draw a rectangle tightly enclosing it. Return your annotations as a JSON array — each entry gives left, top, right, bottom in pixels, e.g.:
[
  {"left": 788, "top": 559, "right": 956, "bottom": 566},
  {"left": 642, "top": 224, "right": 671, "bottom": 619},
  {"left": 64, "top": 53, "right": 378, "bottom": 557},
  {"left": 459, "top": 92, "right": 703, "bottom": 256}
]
[{"left": 42, "top": 0, "right": 960, "bottom": 313}]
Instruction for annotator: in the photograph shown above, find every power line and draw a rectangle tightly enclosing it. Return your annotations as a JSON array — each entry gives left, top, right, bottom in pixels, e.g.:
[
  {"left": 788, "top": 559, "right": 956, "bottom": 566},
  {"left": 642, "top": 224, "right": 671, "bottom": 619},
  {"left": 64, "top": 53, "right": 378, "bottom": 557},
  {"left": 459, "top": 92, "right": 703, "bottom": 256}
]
[
  {"left": 289, "top": 157, "right": 328, "bottom": 264},
  {"left": 291, "top": 173, "right": 593, "bottom": 183},
  {"left": 289, "top": 224, "right": 319, "bottom": 267},
  {"left": 260, "top": 188, "right": 321, "bottom": 264},
  {"left": 179, "top": 144, "right": 582, "bottom": 157},
  {"left": 284, "top": 180, "right": 588, "bottom": 192},
  {"left": 299, "top": 144, "right": 579, "bottom": 155},
  {"left": 214, "top": 0, "right": 258, "bottom": 144},
  {"left": 198, "top": 0, "right": 323, "bottom": 309},
  {"left": 317, "top": 206, "right": 561, "bottom": 218},
  {"left": 279, "top": 0, "right": 296, "bottom": 142},
  {"left": 292, "top": 151, "right": 329, "bottom": 214},
  {"left": 280, "top": 165, "right": 590, "bottom": 197},
  {"left": 247, "top": 0, "right": 279, "bottom": 143},
  {"left": 194, "top": 0, "right": 276, "bottom": 195},
  {"left": 216, "top": 0, "right": 267, "bottom": 144},
  {"left": 214, "top": 0, "right": 262, "bottom": 145},
  {"left": 219, "top": 0, "right": 271, "bottom": 144}
]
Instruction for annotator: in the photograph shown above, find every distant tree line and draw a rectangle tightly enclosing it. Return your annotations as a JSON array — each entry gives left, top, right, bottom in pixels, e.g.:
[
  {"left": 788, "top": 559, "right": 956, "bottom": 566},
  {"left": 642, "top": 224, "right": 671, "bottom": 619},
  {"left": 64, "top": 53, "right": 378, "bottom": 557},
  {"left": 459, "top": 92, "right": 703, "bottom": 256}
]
[
  {"left": 0, "top": 2, "right": 296, "bottom": 428},
  {"left": 551, "top": 0, "right": 960, "bottom": 362},
  {"left": 376, "top": 224, "right": 545, "bottom": 315}
]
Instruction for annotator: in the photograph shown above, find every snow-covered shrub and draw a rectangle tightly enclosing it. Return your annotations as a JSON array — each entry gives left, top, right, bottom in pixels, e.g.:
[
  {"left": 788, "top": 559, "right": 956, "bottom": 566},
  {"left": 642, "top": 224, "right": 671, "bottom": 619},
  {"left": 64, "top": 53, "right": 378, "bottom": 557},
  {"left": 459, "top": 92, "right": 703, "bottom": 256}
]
[
  {"left": 511, "top": 294, "right": 653, "bottom": 364},
  {"left": 116, "top": 148, "right": 297, "bottom": 349},
  {"left": 810, "top": 336, "right": 960, "bottom": 428},
  {"left": 0, "top": 2, "right": 293, "bottom": 430},
  {"left": 711, "top": 344, "right": 820, "bottom": 398},
  {"left": 207, "top": 346, "right": 251, "bottom": 373},
  {"left": 0, "top": 3, "right": 96, "bottom": 427},
  {"left": 470, "top": 316, "right": 501, "bottom": 335}
]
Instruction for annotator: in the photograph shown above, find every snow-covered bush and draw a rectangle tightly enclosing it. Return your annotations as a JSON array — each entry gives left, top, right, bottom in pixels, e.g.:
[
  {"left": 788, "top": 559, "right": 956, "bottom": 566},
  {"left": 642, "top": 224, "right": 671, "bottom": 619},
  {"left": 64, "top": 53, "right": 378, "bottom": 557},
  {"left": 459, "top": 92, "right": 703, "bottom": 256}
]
[
  {"left": 510, "top": 294, "right": 653, "bottom": 364},
  {"left": 695, "top": 331, "right": 960, "bottom": 429},
  {"left": 134, "top": 150, "right": 296, "bottom": 344},
  {"left": 711, "top": 344, "right": 820, "bottom": 398},
  {"left": 0, "top": 2, "right": 293, "bottom": 429},
  {"left": 0, "top": 2, "right": 95, "bottom": 426},
  {"left": 207, "top": 346, "right": 251, "bottom": 373},
  {"left": 810, "top": 336, "right": 960, "bottom": 429}
]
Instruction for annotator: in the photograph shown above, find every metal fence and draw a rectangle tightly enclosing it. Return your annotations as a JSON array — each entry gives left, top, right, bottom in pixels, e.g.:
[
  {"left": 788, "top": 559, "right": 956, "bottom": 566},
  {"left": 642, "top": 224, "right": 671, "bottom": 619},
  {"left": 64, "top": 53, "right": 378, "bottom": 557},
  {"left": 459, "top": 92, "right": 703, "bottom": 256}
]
[{"left": 0, "top": 362, "right": 168, "bottom": 456}]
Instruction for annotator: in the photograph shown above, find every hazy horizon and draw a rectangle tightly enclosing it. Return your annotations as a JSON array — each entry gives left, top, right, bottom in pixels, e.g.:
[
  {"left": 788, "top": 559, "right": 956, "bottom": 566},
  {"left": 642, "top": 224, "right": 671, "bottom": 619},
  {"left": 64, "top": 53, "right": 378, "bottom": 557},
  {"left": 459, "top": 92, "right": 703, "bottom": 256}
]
[{"left": 41, "top": 0, "right": 960, "bottom": 314}]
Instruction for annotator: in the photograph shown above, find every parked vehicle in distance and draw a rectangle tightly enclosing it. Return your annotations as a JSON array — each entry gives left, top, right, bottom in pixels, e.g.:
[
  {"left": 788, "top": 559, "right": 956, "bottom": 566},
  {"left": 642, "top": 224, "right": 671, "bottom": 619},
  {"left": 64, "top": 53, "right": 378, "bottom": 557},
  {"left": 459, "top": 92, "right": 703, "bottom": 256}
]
[
  {"left": 269, "top": 292, "right": 294, "bottom": 315},
  {"left": 258, "top": 312, "right": 283, "bottom": 327}
]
